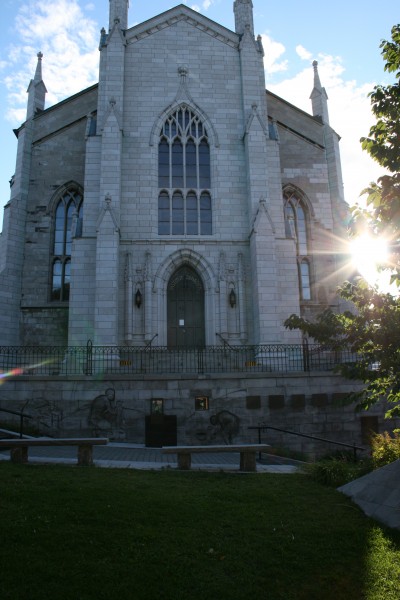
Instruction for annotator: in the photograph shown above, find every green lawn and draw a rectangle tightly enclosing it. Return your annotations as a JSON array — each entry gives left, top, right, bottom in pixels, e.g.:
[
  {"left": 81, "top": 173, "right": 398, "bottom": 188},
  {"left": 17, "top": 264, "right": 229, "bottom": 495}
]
[{"left": 1, "top": 464, "right": 400, "bottom": 600}]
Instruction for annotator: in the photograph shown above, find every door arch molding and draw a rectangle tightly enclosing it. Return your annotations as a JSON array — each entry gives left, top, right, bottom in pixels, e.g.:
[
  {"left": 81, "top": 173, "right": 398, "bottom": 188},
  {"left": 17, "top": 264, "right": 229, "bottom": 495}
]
[{"left": 153, "top": 249, "right": 216, "bottom": 346}]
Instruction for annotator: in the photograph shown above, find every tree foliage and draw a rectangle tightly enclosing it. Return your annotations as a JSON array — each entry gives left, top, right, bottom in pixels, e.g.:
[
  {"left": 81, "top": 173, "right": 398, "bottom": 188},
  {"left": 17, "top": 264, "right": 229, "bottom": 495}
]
[
  {"left": 357, "top": 24, "right": 400, "bottom": 283},
  {"left": 360, "top": 24, "right": 400, "bottom": 172},
  {"left": 285, "top": 281, "right": 400, "bottom": 416},
  {"left": 285, "top": 25, "right": 400, "bottom": 416}
]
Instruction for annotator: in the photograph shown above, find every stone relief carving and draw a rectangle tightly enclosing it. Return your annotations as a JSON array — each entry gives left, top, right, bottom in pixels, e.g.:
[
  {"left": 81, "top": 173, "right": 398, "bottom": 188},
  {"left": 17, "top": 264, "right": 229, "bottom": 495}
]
[
  {"left": 185, "top": 409, "right": 240, "bottom": 445},
  {"left": 25, "top": 398, "right": 64, "bottom": 433},
  {"left": 0, "top": 397, "right": 64, "bottom": 436},
  {"left": 88, "top": 388, "right": 125, "bottom": 440},
  {"left": 209, "top": 410, "right": 240, "bottom": 444}
]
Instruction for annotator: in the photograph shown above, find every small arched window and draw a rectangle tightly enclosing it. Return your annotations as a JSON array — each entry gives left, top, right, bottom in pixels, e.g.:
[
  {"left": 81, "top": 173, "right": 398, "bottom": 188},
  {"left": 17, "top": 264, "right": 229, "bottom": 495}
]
[
  {"left": 284, "top": 189, "right": 312, "bottom": 301},
  {"left": 158, "top": 106, "right": 212, "bottom": 236},
  {"left": 51, "top": 188, "right": 83, "bottom": 301}
]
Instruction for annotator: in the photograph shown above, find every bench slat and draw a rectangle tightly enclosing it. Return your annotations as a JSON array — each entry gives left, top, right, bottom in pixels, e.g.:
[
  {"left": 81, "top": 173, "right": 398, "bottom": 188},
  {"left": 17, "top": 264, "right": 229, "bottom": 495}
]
[{"left": 162, "top": 444, "right": 269, "bottom": 453}]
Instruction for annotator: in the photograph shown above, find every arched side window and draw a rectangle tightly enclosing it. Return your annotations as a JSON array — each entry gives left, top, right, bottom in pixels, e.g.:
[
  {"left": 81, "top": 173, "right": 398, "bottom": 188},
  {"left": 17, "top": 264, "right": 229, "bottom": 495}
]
[
  {"left": 284, "top": 189, "right": 311, "bottom": 301},
  {"left": 158, "top": 106, "right": 212, "bottom": 236},
  {"left": 51, "top": 188, "right": 83, "bottom": 301}
]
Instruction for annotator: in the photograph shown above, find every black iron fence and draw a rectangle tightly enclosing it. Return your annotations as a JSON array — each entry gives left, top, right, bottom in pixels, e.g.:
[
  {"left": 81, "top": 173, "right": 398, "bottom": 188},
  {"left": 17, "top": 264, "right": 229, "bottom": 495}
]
[{"left": 0, "top": 341, "right": 358, "bottom": 377}]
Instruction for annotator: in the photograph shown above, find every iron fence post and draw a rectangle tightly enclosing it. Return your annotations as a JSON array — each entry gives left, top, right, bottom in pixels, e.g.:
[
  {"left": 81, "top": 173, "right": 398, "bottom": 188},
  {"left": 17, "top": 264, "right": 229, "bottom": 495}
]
[
  {"left": 197, "top": 348, "right": 204, "bottom": 374},
  {"left": 86, "top": 340, "right": 93, "bottom": 376},
  {"left": 303, "top": 339, "right": 310, "bottom": 372}
]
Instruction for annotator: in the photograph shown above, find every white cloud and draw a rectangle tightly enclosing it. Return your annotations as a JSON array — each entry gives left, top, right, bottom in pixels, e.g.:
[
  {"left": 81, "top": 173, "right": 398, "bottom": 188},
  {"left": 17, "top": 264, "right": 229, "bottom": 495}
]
[
  {"left": 4, "top": 0, "right": 99, "bottom": 124},
  {"left": 296, "top": 45, "right": 312, "bottom": 61},
  {"left": 265, "top": 51, "right": 383, "bottom": 205},
  {"left": 190, "top": 0, "right": 213, "bottom": 11},
  {"left": 261, "top": 34, "right": 288, "bottom": 76}
]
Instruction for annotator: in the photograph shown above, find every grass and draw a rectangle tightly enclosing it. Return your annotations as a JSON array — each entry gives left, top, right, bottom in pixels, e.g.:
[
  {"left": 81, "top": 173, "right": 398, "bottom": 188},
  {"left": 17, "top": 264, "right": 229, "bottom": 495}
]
[{"left": 1, "top": 465, "right": 400, "bottom": 600}]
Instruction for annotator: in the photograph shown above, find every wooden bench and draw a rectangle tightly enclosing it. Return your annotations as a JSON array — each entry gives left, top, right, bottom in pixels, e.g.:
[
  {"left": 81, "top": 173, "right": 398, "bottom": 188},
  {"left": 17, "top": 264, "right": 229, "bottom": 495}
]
[
  {"left": 0, "top": 437, "right": 108, "bottom": 466},
  {"left": 162, "top": 444, "right": 270, "bottom": 472}
]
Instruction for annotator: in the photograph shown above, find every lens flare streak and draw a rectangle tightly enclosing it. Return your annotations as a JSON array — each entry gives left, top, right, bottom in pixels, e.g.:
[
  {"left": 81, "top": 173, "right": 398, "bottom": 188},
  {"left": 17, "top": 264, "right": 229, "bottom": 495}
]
[{"left": 0, "top": 359, "right": 56, "bottom": 384}]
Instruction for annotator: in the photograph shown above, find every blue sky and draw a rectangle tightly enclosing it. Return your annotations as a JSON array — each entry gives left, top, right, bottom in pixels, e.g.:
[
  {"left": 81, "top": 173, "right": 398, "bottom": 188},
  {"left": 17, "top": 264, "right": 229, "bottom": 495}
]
[{"left": 0, "top": 0, "right": 398, "bottom": 230}]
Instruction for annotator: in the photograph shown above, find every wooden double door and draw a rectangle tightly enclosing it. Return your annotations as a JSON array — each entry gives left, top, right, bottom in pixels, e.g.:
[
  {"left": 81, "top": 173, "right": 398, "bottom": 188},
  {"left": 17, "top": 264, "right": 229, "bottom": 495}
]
[{"left": 167, "top": 266, "right": 205, "bottom": 348}]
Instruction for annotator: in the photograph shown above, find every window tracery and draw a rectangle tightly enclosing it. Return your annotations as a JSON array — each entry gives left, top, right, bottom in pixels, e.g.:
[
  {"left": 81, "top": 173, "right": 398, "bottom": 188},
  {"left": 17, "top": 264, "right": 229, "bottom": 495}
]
[
  {"left": 158, "top": 106, "right": 212, "bottom": 235},
  {"left": 284, "top": 189, "right": 311, "bottom": 301},
  {"left": 51, "top": 188, "right": 83, "bottom": 301}
]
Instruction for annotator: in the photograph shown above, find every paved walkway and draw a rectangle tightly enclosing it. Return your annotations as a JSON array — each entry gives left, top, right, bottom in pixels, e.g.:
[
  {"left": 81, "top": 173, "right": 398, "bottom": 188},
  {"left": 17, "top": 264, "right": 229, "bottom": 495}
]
[{"left": 0, "top": 442, "right": 299, "bottom": 473}]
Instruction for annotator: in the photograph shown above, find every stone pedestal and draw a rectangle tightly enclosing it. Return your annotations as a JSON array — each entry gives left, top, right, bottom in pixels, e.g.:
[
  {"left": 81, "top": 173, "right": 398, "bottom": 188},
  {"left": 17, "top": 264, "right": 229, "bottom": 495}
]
[{"left": 240, "top": 451, "right": 256, "bottom": 472}]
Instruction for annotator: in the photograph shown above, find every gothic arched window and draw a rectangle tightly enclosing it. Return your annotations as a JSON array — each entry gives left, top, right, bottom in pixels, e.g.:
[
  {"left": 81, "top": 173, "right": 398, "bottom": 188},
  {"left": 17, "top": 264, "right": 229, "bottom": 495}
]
[
  {"left": 284, "top": 189, "right": 311, "bottom": 301},
  {"left": 158, "top": 107, "right": 212, "bottom": 235},
  {"left": 51, "top": 188, "right": 83, "bottom": 301}
]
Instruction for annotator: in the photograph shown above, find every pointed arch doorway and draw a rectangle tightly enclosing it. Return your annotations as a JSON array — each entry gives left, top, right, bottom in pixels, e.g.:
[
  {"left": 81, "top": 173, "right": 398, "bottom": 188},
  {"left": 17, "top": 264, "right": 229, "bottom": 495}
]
[{"left": 167, "top": 266, "right": 205, "bottom": 348}]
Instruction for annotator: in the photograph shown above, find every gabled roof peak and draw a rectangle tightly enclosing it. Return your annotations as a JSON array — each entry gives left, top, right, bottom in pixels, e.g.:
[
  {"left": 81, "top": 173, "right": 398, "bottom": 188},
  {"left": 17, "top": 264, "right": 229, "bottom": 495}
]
[{"left": 125, "top": 4, "right": 239, "bottom": 50}]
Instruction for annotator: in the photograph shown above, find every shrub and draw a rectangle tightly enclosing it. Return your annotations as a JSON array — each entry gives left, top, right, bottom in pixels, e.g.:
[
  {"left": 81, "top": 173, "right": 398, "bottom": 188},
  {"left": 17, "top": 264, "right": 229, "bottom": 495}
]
[
  {"left": 370, "top": 431, "right": 400, "bottom": 468},
  {"left": 306, "top": 460, "right": 349, "bottom": 487},
  {"left": 320, "top": 449, "right": 359, "bottom": 463},
  {"left": 306, "top": 456, "right": 373, "bottom": 487}
]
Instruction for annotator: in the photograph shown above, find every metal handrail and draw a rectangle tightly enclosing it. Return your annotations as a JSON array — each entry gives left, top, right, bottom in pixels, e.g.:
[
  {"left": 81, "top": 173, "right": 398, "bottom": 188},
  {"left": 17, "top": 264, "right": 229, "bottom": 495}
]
[
  {"left": 0, "top": 407, "right": 34, "bottom": 439},
  {"left": 249, "top": 425, "right": 366, "bottom": 461},
  {"left": 145, "top": 334, "right": 158, "bottom": 350},
  {"left": 216, "top": 333, "right": 238, "bottom": 351}
]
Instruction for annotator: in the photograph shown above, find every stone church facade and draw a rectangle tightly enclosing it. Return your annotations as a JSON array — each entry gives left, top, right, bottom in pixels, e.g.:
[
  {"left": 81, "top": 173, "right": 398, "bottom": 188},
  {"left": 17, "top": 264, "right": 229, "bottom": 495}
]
[
  {"left": 1, "top": 1, "right": 388, "bottom": 452},
  {"left": 1, "top": 0, "right": 348, "bottom": 349}
]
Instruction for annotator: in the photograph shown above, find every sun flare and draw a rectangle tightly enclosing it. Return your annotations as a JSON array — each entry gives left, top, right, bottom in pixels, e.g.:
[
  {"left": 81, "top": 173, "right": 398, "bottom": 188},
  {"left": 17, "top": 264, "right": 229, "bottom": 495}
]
[{"left": 350, "top": 234, "right": 389, "bottom": 287}]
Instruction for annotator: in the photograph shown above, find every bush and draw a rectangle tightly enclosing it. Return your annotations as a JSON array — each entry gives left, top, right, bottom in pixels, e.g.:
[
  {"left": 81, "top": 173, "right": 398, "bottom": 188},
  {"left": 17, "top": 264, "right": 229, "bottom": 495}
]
[
  {"left": 320, "top": 449, "right": 359, "bottom": 463},
  {"left": 306, "top": 457, "right": 373, "bottom": 488},
  {"left": 370, "top": 431, "right": 400, "bottom": 468}
]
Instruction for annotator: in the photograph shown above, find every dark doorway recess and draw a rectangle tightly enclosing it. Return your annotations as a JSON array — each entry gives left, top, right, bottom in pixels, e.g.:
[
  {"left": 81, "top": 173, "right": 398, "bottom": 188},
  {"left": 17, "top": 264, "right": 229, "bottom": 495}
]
[
  {"left": 145, "top": 415, "right": 177, "bottom": 447},
  {"left": 167, "top": 266, "right": 205, "bottom": 347}
]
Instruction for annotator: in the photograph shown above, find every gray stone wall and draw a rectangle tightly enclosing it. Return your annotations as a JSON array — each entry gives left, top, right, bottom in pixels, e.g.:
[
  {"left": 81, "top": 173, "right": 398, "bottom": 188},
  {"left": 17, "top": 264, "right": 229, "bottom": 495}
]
[
  {"left": 0, "top": 372, "right": 397, "bottom": 458},
  {"left": 21, "top": 308, "right": 69, "bottom": 346},
  {"left": 14, "top": 90, "right": 97, "bottom": 344}
]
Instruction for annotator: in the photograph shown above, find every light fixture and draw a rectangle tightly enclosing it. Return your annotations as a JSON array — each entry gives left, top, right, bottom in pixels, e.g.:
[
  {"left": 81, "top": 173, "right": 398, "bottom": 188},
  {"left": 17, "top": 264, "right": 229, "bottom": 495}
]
[
  {"left": 135, "top": 288, "right": 142, "bottom": 308},
  {"left": 229, "top": 289, "right": 236, "bottom": 308}
]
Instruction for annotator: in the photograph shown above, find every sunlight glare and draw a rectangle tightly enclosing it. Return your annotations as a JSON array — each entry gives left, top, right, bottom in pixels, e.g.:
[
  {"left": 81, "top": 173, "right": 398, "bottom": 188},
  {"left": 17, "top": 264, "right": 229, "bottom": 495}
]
[{"left": 350, "top": 234, "right": 389, "bottom": 287}]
